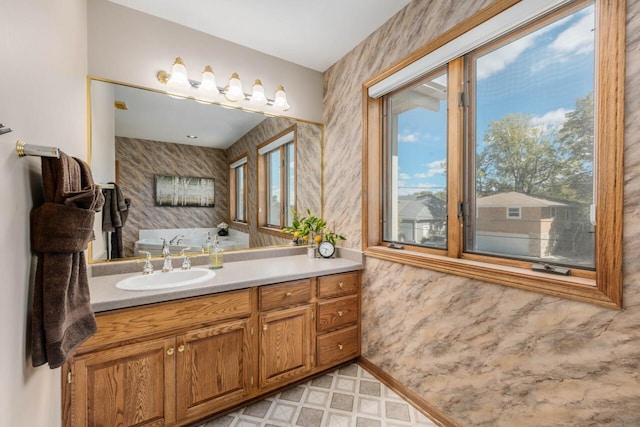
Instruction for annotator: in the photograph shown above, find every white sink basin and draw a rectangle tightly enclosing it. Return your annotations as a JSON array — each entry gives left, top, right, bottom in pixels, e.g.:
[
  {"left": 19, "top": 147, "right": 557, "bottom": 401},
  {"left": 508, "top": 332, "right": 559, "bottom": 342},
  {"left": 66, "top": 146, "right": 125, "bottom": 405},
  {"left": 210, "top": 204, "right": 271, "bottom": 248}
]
[{"left": 116, "top": 268, "right": 216, "bottom": 291}]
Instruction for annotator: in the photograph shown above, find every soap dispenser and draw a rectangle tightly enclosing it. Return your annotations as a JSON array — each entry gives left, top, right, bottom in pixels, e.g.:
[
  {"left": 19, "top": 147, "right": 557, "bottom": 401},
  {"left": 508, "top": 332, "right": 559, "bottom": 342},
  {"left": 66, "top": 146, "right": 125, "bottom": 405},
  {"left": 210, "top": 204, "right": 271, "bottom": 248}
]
[
  {"left": 204, "top": 232, "right": 214, "bottom": 254},
  {"left": 208, "top": 235, "right": 224, "bottom": 269}
]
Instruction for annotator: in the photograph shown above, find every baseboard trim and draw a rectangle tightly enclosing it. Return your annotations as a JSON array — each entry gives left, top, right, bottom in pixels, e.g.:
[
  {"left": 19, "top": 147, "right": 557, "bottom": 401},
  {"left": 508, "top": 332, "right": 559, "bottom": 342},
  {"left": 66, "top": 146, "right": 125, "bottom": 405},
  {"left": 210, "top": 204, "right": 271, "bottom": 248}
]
[{"left": 357, "top": 357, "right": 461, "bottom": 427}]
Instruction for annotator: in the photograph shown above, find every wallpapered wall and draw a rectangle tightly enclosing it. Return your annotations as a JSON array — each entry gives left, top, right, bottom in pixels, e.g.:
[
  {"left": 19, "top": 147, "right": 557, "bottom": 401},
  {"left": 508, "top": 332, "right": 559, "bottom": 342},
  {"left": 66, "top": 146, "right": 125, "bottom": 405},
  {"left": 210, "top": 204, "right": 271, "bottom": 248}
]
[
  {"left": 115, "top": 137, "right": 229, "bottom": 257},
  {"left": 225, "top": 116, "right": 323, "bottom": 248},
  {"left": 323, "top": 0, "right": 640, "bottom": 425}
]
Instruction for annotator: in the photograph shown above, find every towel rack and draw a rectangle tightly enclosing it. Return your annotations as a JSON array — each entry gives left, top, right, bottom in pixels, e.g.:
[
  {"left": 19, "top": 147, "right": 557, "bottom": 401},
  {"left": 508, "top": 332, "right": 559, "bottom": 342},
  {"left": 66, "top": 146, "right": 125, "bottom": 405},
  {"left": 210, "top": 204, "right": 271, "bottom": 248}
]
[{"left": 15, "top": 140, "right": 60, "bottom": 159}]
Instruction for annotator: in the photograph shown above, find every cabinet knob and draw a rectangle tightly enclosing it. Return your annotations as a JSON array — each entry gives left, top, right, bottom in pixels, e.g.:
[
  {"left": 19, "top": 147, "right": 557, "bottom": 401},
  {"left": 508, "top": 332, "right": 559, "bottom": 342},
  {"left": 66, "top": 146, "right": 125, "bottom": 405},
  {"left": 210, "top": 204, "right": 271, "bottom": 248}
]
[
  {"left": 178, "top": 345, "right": 185, "bottom": 353},
  {"left": 167, "top": 348, "right": 174, "bottom": 356},
  {"left": 285, "top": 292, "right": 292, "bottom": 297},
  {"left": 263, "top": 324, "right": 268, "bottom": 331},
  {"left": 337, "top": 344, "right": 344, "bottom": 350},
  {"left": 337, "top": 311, "right": 344, "bottom": 317},
  {"left": 338, "top": 282, "right": 344, "bottom": 289}
]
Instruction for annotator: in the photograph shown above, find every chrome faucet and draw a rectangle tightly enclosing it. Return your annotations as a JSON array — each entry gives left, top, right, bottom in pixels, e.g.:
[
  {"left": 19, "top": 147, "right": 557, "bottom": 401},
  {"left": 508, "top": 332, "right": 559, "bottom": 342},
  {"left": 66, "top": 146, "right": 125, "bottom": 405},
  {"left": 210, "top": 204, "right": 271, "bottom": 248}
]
[
  {"left": 180, "top": 247, "right": 192, "bottom": 270},
  {"left": 138, "top": 250, "right": 154, "bottom": 275},
  {"left": 169, "top": 234, "right": 184, "bottom": 245},
  {"left": 161, "top": 238, "right": 173, "bottom": 272}
]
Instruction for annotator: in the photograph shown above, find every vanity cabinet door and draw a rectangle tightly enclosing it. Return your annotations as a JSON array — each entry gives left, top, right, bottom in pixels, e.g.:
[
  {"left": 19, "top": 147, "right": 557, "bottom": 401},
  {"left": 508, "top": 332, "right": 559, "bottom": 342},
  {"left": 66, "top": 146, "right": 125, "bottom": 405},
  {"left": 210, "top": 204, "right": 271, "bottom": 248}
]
[
  {"left": 69, "top": 337, "right": 176, "bottom": 427},
  {"left": 175, "top": 319, "right": 252, "bottom": 422},
  {"left": 259, "top": 304, "right": 313, "bottom": 388}
]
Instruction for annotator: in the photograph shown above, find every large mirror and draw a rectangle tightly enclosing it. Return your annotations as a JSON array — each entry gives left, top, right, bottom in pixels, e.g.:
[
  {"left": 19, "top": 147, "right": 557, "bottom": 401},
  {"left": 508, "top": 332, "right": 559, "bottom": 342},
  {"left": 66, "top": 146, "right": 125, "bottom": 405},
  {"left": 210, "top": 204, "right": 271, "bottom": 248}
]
[{"left": 89, "top": 78, "right": 323, "bottom": 263}]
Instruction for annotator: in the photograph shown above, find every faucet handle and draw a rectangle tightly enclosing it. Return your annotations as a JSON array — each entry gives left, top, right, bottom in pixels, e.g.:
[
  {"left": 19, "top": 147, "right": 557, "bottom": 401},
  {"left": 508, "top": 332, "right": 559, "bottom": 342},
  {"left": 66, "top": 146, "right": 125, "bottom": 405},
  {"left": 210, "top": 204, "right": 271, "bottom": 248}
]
[
  {"left": 137, "top": 250, "right": 154, "bottom": 275},
  {"left": 180, "top": 247, "right": 192, "bottom": 270}
]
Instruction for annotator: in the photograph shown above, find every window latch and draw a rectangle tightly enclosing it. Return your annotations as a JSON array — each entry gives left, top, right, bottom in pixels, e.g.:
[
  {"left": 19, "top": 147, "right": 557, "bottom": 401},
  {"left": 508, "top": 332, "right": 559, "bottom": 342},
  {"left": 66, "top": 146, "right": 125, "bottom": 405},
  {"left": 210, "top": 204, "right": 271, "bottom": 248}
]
[{"left": 531, "top": 263, "right": 571, "bottom": 276}]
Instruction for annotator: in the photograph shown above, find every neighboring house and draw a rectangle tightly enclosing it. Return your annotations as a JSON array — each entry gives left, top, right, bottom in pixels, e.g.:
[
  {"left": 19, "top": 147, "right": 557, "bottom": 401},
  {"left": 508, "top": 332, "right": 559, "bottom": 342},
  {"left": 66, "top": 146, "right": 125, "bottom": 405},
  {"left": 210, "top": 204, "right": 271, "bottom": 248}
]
[
  {"left": 475, "top": 191, "right": 591, "bottom": 259},
  {"left": 397, "top": 193, "right": 447, "bottom": 246}
]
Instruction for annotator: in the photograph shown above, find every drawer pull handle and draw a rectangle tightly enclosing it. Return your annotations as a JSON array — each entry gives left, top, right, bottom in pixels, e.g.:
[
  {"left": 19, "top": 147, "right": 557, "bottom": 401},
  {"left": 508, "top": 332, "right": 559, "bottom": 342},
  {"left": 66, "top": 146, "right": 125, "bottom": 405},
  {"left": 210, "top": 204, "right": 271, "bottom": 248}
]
[
  {"left": 337, "top": 344, "right": 344, "bottom": 350},
  {"left": 285, "top": 292, "right": 292, "bottom": 297},
  {"left": 167, "top": 348, "right": 174, "bottom": 356},
  {"left": 337, "top": 311, "right": 344, "bottom": 317},
  {"left": 338, "top": 282, "right": 344, "bottom": 289},
  {"left": 178, "top": 345, "right": 185, "bottom": 353}
]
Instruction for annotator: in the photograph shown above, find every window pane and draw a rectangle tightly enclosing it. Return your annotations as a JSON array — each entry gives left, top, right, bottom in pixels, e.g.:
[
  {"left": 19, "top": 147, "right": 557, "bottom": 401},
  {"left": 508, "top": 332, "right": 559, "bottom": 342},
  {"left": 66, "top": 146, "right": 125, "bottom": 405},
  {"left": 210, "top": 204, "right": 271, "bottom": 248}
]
[
  {"left": 285, "top": 142, "right": 295, "bottom": 227},
  {"left": 468, "top": 2, "right": 595, "bottom": 268},
  {"left": 267, "top": 150, "right": 281, "bottom": 226},
  {"left": 235, "top": 165, "right": 245, "bottom": 221},
  {"left": 383, "top": 71, "right": 448, "bottom": 249}
]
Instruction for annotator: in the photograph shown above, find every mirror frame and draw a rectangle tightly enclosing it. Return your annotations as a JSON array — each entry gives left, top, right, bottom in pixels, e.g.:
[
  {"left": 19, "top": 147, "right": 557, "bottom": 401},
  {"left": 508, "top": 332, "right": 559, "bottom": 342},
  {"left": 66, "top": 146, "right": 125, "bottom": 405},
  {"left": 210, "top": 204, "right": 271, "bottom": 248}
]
[{"left": 86, "top": 76, "right": 325, "bottom": 264}]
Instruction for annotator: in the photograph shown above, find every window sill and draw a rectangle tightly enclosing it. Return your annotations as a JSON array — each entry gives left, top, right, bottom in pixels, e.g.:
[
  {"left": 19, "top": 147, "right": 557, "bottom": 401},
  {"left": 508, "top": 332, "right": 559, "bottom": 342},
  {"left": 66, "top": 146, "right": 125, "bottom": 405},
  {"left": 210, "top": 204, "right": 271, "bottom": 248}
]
[
  {"left": 258, "top": 226, "right": 290, "bottom": 240},
  {"left": 231, "top": 221, "right": 249, "bottom": 233},
  {"left": 364, "top": 246, "right": 620, "bottom": 309}
]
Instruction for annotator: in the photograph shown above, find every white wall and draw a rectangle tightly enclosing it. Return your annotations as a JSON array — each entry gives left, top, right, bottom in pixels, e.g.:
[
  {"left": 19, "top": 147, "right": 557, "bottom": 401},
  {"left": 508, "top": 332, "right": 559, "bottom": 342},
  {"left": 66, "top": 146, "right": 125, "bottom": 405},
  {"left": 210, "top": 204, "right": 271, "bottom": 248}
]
[
  {"left": 0, "top": 0, "right": 87, "bottom": 426},
  {"left": 87, "top": 0, "right": 324, "bottom": 123}
]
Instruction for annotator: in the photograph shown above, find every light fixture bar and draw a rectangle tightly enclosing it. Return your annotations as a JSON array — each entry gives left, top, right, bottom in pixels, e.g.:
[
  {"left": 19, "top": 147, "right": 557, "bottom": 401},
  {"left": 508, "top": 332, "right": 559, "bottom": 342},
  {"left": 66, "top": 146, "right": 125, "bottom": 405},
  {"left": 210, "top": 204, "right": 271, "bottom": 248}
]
[{"left": 156, "top": 57, "right": 289, "bottom": 110}]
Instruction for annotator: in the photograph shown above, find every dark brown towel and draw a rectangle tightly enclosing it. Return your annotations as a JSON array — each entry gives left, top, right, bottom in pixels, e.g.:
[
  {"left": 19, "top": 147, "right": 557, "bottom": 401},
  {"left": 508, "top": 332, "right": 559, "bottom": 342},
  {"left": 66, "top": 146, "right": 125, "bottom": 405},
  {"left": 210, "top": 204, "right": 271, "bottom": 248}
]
[
  {"left": 31, "top": 152, "right": 104, "bottom": 368},
  {"left": 102, "top": 183, "right": 130, "bottom": 259}
]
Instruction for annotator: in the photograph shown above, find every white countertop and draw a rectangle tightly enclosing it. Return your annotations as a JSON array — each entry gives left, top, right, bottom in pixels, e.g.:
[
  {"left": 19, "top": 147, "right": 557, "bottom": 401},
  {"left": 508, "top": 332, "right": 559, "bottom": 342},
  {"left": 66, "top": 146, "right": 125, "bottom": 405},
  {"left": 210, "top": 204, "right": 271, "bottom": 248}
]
[{"left": 89, "top": 255, "right": 363, "bottom": 312}]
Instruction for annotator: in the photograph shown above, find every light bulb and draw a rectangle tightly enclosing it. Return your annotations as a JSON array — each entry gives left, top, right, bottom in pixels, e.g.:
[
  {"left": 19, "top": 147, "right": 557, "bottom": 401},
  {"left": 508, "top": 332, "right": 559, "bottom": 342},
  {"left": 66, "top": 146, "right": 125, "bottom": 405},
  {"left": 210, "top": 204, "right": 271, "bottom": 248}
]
[
  {"left": 274, "top": 85, "right": 290, "bottom": 111},
  {"left": 199, "top": 65, "right": 218, "bottom": 94},
  {"left": 225, "top": 73, "right": 244, "bottom": 102},
  {"left": 250, "top": 79, "right": 268, "bottom": 105},
  {"left": 168, "top": 57, "right": 190, "bottom": 88}
]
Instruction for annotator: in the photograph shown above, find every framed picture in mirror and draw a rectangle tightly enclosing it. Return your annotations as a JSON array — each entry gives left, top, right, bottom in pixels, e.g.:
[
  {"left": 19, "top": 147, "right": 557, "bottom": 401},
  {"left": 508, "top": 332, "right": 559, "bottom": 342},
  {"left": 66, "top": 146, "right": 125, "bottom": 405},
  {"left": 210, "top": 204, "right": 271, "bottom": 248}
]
[{"left": 154, "top": 174, "right": 215, "bottom": 207}]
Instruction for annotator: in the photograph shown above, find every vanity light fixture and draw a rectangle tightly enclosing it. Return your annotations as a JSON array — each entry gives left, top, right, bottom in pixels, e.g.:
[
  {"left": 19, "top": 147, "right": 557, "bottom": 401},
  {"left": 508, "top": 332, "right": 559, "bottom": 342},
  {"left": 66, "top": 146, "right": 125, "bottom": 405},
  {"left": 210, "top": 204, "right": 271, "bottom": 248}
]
[
  {"left": 157, "top": 57, "right": 291, "bottom": 111},
  {"left": 199, "top": 65, "right": 218, "bottom": 95},
  {"left": 250, "top": 79, "right": 268, "bottom": 106},
  {"left": 225, "top": 73, "right": 245, "bottom": 102},
  {"left": 156, "top": 57, "right": 190, "bottom": 89},
  {"left": 274, "top": 86, "right": 290, "bottom": 111}
]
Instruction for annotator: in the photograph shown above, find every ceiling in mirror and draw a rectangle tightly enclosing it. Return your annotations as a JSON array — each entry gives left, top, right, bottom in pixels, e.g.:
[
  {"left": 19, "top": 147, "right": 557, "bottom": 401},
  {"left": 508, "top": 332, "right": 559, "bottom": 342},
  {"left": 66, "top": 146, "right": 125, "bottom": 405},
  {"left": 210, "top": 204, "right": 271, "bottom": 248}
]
[{"left": 113, "top": 84, "right": 267, "bottom": 148}]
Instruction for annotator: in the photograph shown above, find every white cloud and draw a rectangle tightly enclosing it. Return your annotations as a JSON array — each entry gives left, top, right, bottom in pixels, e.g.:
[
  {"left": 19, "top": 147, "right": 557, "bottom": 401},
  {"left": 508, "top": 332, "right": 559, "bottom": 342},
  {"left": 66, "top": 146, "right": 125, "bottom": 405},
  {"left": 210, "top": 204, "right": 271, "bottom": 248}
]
[
  {"left": 477, "top": 33, "right": 536, "bottom": 80},
  {"left": 399, "top": 173, "right": 411, "bottom": 180},
  {"left": 550, "top": 12, "right": 594, "bottom": 55},
  {"left": 477, "top": 9, "right": 590, "bottom": 80},
  {"left": 414, "top": 159, "right": 446, "bottom": 178},
  {"left": 398, "top": 131, "right": 419, "bottom": 143},
  {"left": 530, "top": 108, "right": 571, "bottom": 131}
]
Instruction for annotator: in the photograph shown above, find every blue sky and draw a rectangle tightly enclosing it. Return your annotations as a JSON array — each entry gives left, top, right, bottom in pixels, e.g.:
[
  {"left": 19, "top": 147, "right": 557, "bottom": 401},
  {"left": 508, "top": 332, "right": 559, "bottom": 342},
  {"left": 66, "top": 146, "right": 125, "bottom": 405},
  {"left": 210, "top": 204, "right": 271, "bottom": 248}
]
[{"left": 395, "top": 3, "right": 595, "bottom": 196}]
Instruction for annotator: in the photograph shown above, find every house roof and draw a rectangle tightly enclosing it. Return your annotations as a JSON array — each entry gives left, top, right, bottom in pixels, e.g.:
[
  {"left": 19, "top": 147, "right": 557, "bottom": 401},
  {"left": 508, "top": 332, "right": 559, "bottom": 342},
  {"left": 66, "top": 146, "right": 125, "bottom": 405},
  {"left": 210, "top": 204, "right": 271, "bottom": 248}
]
[
  {"left": 398, "top": 193, "right": 446, "bottom": 221},
  {"left": 476, "top": 192, "right": 569, "bottom": 208}
]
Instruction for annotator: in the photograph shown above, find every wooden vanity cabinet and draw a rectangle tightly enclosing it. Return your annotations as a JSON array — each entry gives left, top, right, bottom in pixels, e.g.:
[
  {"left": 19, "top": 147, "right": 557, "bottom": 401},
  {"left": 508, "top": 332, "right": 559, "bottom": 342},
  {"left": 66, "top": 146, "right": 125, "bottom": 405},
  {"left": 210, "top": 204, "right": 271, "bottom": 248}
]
[
  {"left": 258, "top": 279, "right": 314, "bottom": 388},
  {"left": 64, "top": 289, "right": 253, "bottom": 427},
  {"left": 316, "top": 272, "right": 361, "bottom": 368},
  {"left": 69, "top": 336, "right": 177, "bottom": 427},
  {"left": 64, "top": 271, "right": 361, "bottom": 427},
  {"left": 175, "top": 318, "right": 252, "bottom": 421}
]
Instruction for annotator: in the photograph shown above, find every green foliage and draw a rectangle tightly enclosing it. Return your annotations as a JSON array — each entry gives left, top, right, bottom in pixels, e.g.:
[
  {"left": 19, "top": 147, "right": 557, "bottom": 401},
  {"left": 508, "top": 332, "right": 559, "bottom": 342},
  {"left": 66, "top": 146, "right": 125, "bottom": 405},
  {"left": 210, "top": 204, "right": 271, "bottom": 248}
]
[
  {"left": 477, "top": 93, "right": 594, "bottom": 203},
  {"left": 324, "top": 231, "right": 346, "bottom": 246},
  {"left": 281, "top": 209, "right": 346, "bottom": 245}
]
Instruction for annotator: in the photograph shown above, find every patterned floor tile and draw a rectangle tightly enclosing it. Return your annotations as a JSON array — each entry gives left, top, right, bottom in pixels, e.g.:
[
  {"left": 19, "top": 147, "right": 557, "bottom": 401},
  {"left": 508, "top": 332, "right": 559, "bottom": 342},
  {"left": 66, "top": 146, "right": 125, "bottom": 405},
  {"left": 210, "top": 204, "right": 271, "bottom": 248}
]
[{"left": 195, "top": 363, "right": 441, "bottom": 427}]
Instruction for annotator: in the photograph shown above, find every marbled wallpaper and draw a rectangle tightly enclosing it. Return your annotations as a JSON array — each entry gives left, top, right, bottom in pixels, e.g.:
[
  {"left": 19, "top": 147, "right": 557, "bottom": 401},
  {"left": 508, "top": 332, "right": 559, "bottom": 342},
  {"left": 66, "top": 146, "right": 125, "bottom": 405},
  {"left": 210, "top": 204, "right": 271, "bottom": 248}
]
[
  {"left": 225, "top": 116, "right": 323, "bottom": 248},
  {"left": 323, "top": 0, "right": 640, "bottom": 425},
  {"left": 115, "top": 137, "right": 229, "bottom": 257}
]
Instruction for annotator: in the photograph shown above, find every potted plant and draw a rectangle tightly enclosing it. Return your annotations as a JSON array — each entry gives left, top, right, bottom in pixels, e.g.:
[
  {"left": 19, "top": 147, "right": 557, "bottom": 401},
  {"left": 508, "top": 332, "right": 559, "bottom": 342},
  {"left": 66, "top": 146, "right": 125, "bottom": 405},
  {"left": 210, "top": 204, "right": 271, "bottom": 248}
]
[{"left": 217, "top": 222, "right": 229, "bottom": 236}]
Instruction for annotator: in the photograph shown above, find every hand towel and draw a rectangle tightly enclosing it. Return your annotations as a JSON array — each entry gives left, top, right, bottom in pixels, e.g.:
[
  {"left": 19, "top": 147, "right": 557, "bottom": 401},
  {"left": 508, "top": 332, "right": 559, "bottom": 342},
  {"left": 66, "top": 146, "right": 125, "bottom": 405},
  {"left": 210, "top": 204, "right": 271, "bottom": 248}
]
[
  {"left": 102, "top": 183, "right": 130, "bottom": 258},
  {"left": 31, "top": 152, "right": 104, "bottom": 368}
]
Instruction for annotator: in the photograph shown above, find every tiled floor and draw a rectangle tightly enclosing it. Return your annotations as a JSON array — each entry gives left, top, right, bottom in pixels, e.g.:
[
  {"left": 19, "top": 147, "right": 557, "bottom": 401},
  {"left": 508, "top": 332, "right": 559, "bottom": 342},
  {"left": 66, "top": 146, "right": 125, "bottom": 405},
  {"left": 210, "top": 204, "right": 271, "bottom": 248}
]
[{"left": 195, "top": 363, "right": 438, "bottom": 427}]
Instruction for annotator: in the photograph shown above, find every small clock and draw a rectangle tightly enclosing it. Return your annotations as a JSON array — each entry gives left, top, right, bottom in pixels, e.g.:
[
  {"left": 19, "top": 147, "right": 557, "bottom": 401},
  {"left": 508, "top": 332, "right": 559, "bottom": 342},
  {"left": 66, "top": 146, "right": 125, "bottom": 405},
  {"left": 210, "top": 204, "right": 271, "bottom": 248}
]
[{"left": 318, "top": 241, "right": 336, "bottom": 258}]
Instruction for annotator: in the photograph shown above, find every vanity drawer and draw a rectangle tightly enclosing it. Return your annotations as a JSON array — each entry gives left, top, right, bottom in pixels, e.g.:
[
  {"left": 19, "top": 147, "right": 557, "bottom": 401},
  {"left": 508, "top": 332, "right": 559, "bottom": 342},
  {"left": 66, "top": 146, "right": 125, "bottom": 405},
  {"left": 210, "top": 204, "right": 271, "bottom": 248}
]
[
  {"left": 317, "top": 325, "right": 359, "bottom": 367},
  {"left": 259, "top": 279, "right": 312, "bottom": 311},
  {"left": 317, "top": 295, "right": 358, "bottom": 333},
  {"left": 317, "top": 272, "right": 359, "bottom": 299},
  {"left": 78, "top": 289, "right": 252, "bottom": 354}
]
